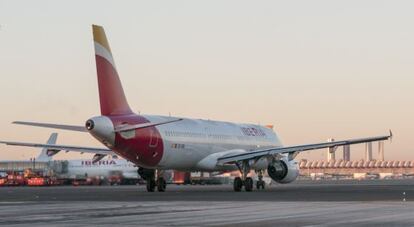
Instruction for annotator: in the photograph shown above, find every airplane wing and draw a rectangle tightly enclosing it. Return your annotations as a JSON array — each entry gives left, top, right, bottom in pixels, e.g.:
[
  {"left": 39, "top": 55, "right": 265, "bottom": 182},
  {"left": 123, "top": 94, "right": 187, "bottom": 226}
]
[
  {"left": 0, "top": 140, "right": 113, "bottom": 155},
  {"left": 217, "top": 131, "right": 392, "bottom": 165}
]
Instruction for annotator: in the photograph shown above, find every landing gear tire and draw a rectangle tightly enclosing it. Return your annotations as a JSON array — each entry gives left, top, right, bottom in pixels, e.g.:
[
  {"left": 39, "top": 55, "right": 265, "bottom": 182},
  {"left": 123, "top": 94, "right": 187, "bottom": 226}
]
[
  {"left": 157, "top": 177, "right": 166, "bottom": 192},
  {"left": 146, "top": 178, "right": 156, "bottom": 192},
  {"left": 245, "top": 177, "right": 253, "bottom": 192},
  {"left": 256, "top": 180, "right": 265, "bottom": 190},
  {"left": 233, "top": 177, "right": 243, "bottom": 192}
]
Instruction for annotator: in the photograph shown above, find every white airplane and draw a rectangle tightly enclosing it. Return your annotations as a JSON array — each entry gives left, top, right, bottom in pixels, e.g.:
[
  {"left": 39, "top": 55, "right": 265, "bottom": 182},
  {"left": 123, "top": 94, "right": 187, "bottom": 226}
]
[
  {"left": 6, "top": 133, "right": 139, "bottom": 181},
  {"left": 0, "top": 25, "right": 392, "bottom": 192},
  {"left": 62, "top": 158, "right": 138, "bottom": 181}
]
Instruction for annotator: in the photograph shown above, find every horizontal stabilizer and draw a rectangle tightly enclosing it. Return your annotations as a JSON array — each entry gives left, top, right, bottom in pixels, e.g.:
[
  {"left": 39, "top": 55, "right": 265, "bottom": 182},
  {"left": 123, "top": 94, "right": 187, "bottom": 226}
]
[
  {"left": 0, "top": 140, "right": 112, "bottom": 155},
  {"left": 13, "top": 121, "right": 86, "bottom": 132}
]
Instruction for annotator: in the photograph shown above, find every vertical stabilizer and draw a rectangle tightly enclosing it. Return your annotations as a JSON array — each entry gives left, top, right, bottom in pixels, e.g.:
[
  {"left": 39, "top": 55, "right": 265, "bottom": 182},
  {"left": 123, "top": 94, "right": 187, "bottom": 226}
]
[
  {"left": 37, "top": 133, "right": 58, "bottom": 161},
  {"left": 93, "top": 25, "right": 133, "bottom": 116}
]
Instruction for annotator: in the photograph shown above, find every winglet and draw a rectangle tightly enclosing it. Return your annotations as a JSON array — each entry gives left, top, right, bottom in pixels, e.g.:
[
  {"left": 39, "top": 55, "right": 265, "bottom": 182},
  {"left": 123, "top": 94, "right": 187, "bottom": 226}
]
[{"left": 389, "top": 129, "right": 393, "bottom": 143}]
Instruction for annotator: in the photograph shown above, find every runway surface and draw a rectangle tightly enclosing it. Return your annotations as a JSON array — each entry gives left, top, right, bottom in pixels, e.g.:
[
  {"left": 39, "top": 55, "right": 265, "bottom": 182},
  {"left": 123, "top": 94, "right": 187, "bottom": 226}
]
[
  {"left": 0, "top": 179, "right": 412, "bottom": 202},
  {"left": 0, "top": 180, "right": 413, "bottom": 226}
]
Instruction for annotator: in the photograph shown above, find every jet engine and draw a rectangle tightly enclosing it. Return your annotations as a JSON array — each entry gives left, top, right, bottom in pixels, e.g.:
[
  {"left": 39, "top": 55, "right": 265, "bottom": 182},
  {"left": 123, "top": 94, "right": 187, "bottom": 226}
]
[{"left": 267, "top": 159, "right": 299, "bottom": 184}]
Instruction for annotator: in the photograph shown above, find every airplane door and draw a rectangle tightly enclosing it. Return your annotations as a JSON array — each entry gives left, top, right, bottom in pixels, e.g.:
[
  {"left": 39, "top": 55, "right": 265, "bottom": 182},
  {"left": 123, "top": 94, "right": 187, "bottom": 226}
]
[{"left": 149, "top": 128, "right": 158, "bottom": 148}]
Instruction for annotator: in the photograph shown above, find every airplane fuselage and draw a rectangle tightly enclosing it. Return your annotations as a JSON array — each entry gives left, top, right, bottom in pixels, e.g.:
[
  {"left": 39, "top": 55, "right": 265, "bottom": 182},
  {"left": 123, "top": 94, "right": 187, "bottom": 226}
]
[
  {"left": 64, "top": 158, "right": 138, "bottom": 179},
  {"left": 88, "top": 114, "right": 283, "bottom": 171}
]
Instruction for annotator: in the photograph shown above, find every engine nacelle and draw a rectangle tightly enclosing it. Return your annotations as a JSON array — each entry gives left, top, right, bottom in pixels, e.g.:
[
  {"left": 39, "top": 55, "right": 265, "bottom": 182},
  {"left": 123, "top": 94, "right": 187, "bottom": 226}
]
[{"left": 267, "top": 159, "right": 299, "bottom": 184}]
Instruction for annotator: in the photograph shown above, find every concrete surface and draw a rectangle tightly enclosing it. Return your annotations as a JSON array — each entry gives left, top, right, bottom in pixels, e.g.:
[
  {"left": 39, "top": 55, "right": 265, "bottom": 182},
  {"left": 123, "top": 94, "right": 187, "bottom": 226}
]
[{"left": 0, "top": 180, "right": 413, "bottom": 226}]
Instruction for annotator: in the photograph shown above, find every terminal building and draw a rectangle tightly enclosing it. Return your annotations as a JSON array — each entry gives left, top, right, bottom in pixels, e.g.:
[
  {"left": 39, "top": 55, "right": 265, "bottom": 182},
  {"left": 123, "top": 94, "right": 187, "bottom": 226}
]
[
  {"left": 300, "top": 140, "right": 414, "bottom": 179},
  {"left": 0, "top": 160, "right": 66, "bottom": 177}
]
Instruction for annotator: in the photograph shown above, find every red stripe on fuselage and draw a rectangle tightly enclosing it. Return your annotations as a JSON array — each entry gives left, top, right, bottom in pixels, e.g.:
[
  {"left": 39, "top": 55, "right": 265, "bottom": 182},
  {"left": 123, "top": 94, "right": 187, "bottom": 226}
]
[{"left": 108, "top": 115, "right": 164, "bottom": 168}]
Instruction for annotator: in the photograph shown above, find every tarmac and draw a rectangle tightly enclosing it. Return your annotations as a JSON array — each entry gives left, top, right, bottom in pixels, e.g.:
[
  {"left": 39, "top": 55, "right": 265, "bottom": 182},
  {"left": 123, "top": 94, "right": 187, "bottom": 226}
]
[{"left": 0, "top": 180, "right": 413, "bottom": 226}]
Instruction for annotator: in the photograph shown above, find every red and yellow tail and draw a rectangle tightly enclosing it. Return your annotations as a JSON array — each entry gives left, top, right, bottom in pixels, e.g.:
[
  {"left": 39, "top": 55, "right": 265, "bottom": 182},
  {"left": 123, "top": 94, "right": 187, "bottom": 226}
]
[{"left": 93, "top": 25, "right": 133, "bottom": 116}]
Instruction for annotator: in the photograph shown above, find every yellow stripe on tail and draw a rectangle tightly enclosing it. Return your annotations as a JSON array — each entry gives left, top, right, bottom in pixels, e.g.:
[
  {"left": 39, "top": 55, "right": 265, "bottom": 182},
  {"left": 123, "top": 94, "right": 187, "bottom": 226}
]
[{"left": 92, "top": 25, "right": 112, "bottom": 54}]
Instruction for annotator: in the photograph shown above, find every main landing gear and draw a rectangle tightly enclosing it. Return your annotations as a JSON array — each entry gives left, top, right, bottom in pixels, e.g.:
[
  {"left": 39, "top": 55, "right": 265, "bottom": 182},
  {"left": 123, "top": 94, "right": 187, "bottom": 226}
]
[
  {"left": 156, "top": 170, "right": 166, "bottom": 192},
  {"left": 233, "top": 161, "right": 260, "bottom": 192},
  {"left": 138, "top": 167, "right": 166, "bottom": 192}
]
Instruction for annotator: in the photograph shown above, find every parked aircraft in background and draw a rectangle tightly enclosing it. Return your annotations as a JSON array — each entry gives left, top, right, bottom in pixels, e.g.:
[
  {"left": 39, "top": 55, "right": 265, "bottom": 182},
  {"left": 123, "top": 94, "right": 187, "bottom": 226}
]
[
  {"left": 2, "top": 133, "right": 138, "bottom": 181},
  {"left": 36, "top": 133, "right": 58, "bottom": 162},
  {"left": 63, "top": 157, "right": 138, "bottom": 181},
  {"left": 0, "top": 25, "right": 392, "bottom": 192}
]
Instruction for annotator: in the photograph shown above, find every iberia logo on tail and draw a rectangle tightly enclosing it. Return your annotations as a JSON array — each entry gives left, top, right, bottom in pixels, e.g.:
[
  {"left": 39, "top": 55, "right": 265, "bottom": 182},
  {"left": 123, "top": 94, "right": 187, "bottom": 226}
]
[{"left": 92, "top": 25, "right": 132, "bottom": 116}]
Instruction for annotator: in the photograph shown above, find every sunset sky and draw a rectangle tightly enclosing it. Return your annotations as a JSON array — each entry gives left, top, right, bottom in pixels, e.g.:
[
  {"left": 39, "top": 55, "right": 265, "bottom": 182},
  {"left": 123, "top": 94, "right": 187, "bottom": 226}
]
[{"left": 0, "top": 1, "right": 413, "bottom": 161}]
